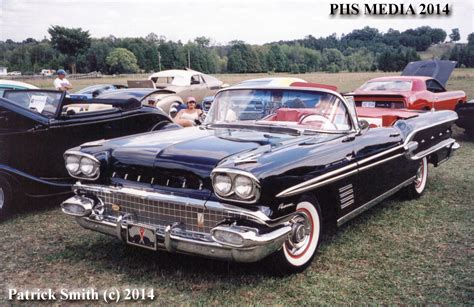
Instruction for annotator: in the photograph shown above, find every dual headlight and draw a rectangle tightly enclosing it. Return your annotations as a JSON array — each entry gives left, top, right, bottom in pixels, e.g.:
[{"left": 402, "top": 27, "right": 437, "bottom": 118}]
[
  {"left": 64, "top": 152, "right": 100, "bottom": 180},
  {"left": 212, "top": 169, "right": 260, "bottom": 202}
]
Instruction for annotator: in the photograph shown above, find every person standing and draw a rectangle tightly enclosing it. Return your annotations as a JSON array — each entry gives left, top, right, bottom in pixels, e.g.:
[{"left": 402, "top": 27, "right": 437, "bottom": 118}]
[{"left": 53, "top": 69, "right": 73, "bottom": 92}]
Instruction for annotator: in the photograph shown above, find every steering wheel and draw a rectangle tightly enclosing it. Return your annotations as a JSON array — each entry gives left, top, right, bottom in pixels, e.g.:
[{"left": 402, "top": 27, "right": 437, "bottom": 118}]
[{"left": 298, "top": 114, "right": 337, "bottom": 130}]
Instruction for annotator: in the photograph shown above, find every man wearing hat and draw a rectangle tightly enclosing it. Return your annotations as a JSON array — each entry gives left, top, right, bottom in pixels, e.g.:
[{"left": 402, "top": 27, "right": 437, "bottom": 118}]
[{"left": 53, "top": 69, "right": 73, "bottom": 92}]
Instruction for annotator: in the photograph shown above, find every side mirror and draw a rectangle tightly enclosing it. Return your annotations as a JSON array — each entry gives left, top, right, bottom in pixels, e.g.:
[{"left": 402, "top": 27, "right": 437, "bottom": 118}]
[{"left": 358, "top": 120, "right": 370, "bottom": 133}]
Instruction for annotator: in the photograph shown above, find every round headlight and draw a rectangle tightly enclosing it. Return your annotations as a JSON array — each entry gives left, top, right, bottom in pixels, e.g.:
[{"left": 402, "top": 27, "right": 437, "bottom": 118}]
[
  {"left": 234, "top": 175, "right": 254, "bottom": 199},
  {"left": 214, "top": 174, "right": 232, "bottom": 195},
  {"left": 65, "top": 155, "right": 80, "bottom": 175},
  {"left": 80, "top": 157, "right": 98, "bottom": 177}
]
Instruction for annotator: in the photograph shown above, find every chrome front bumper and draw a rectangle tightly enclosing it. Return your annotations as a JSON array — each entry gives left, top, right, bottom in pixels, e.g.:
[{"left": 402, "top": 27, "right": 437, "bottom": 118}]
[{"left": 61, "top": 184, "right": 296, "bottom": 263}]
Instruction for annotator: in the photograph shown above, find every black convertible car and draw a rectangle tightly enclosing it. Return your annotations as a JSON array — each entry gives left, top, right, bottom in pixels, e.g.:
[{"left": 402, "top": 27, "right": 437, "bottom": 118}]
[
  {"left": 0, "top": 89, "right": 174, "bottom": 218},
  {"left": 61, "top": 80, "right": 459, "bottom": 274}
]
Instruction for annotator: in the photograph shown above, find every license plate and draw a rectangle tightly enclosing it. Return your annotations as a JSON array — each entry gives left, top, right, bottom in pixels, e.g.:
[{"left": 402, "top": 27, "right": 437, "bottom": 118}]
[
  {"left": 362, "top": 101, "right": 376, "bottom": 108},
  {"left": 127, "top": 224, "right": 157, "bottom": 250}
]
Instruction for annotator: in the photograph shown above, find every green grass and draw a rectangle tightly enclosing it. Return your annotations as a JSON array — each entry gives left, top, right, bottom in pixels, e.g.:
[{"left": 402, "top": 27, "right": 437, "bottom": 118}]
[{"left": 0, "top": 72, "right": 472, "bottom": 304}]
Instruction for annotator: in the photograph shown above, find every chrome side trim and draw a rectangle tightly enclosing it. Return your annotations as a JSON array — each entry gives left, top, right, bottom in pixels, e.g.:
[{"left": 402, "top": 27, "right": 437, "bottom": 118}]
[
  {"left": 337, "top": 176, "right": 415, "bottom": 226},
  {"left": 402, "top": 112, "right": 458, "bottom": 146},
  {"left": 410, "top": 138, "right": 456, "bottom": 160},
  {"left": 276, "top": 144, "right": 405, "bottom": 198},
  {"left": 277, "top": 169, "right": 358, "bottom": 198},
  {"left": 358, "top": 153, "right": 404, "bottom": 172}
]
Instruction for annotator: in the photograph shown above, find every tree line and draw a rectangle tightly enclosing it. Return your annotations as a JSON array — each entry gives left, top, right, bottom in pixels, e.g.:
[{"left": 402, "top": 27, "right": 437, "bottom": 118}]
[{"left": 0, "top": 25, "right": 470, "bottom": 75}]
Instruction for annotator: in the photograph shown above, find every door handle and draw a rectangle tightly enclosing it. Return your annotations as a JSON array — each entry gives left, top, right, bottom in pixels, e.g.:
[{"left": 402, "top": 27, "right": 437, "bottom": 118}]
[
  {"left": 345, "top": 152, "right": 355, "bottom": 161},
  {"left": 342, "top": 135, "right": 355, "bottom": 142}
]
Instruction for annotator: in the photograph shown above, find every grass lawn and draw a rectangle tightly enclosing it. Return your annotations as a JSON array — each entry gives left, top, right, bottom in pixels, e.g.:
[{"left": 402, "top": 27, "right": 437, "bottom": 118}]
[{"left": 0, "top": 72, "right": 472, "bottom": 304}]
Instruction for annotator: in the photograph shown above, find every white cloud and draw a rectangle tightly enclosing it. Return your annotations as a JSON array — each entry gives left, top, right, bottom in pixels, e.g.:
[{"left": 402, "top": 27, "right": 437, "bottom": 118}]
[{"left": 0, "top": 0, "right": 472, "bottom": 43}]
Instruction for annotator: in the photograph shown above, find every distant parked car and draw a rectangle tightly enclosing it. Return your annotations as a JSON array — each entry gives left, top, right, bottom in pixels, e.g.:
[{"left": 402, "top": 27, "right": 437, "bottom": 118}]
[
  {"left": 7, "top": 71, "right": 22, "bottom": 76},
  {"left": 0, "top": 80, "right": 38, "bottom": 96},
  {"left": 70, "top": 84, "right": 128, "bottom": 100},
  {"left": 40, "top": 69, "right": 55, "bottom": 76},
  {"left": 349, "top": 60, "right": 467, "bottom": 111},
  {"left": 144, "top": 69, "right": 228, "bottom": 115},
  {"left": 455, "top": 100, "right": 474, "bottom": 136},
  {"left": 0, "top": 89, "right": 176, "bottom": 219}
]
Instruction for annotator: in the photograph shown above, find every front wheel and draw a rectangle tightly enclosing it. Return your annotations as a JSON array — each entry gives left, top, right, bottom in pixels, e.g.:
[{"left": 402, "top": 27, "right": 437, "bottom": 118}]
[
  {"left": 270, "top": 198, "right": 322, "bottom": 275},
  {"left": 403, "top": 157, "right": 428, "bottom": 199},
  {"left": 0, "top": 176, "right": 13, "bottom": 220}
]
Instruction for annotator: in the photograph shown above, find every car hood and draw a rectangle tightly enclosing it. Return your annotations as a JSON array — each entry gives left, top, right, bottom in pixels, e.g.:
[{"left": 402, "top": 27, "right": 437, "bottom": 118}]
[
  {"left": 103, "top": 127, "right": 304, "bottom": 178},
  {"left": 401, "top": 60, "right": 457, "bottom": 87}
]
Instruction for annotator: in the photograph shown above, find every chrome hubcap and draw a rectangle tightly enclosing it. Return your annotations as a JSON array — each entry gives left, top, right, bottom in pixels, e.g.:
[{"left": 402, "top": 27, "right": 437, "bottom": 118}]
[
  {"left": 415, "top": 161, "right": 424, "bottom": 187},
  {"left": 287, "top": 213, "right": 312, "bottom": 256},
  {"left": 0, "top": 187, "right": 4, "bottom": 209}
]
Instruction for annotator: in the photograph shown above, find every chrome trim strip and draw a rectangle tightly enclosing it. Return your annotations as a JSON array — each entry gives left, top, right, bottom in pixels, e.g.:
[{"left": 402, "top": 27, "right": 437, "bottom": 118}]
[
  {"left": 340, "top": 194, "right": 354, "bottom": 203},
  {"left": 276, "top": 145, "right": 405, "bottom": 198},
  {"left": 340, "top": 199, "right": 354, "bottom": 209},
  {"left": 338, "top": 184, "right": 353, "bottom": 193},
  {"left": 410, "top": 138, "right": 456, "bottom": 160},
  {"left": 337, "top": 176, "right": 415, "bottom": 226},
  {"left": 340, "top": 189, "right": 353, "bottom": 198},
  {"left": 277, "top": 169, "right": 358, "bottom": 198},
  {"left": 358, "top": 153, "right": 404, "bottom": 172},
  {"left": 403, "top": 112, "right": 458, "bottom": 146}
]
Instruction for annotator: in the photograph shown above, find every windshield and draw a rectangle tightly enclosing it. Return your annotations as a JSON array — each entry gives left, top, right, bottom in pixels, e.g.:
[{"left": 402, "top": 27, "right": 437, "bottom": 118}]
[
  {"left": 359, "top": 80, "right": 412, "bottom": 92},
  {"left": 205, "top": 89, "right": 352, "bottom": 132},
  {"left": 151, "top": 75, "right": 188, "bottom": 86},
  {"left": 3, "top": 90, "right": 63, "bottom": 118}
]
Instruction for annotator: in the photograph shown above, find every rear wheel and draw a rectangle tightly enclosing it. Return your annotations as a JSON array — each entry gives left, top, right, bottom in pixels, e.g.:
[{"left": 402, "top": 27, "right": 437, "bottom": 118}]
[
  {"left": 270, "top": 198, "right": 322, "bottom": 275},
  {"left": 403, "top": 157, "right": 428, "bottom": 199},
  {"left": 0, "top": 176, "right": 13, "bottom": 220}
]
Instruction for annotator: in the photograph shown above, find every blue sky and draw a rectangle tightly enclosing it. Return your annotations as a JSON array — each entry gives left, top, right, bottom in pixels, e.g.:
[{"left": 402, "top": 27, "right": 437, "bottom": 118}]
[{"left": 0, "top": 0, "right": 472, "bottom": 43}]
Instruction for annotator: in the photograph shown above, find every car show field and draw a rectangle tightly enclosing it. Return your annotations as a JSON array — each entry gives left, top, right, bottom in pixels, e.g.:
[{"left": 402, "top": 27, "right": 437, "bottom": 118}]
[{"left": 0, "top": 71, "right": 472, "bottom": 304}]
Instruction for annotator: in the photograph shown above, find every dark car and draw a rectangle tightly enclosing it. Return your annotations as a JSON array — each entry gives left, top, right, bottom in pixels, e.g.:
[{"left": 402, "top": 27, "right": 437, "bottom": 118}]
[
  {"left": 0, "top": 89, "right": 175, "bottom": 218},
  {"left": 61, "top": 80, "right": 459, "bottom": 274},
  {"left": 455, "top": 100, "right": 474, "bottom": 136},
  {"left": 70, "top": 84, "right": 128, "bottom": 100}
]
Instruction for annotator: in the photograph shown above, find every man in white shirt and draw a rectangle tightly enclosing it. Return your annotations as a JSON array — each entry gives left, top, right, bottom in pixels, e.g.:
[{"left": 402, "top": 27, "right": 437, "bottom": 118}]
[{"left": 53, "top": 69, "right": 73, "bottom": 92}]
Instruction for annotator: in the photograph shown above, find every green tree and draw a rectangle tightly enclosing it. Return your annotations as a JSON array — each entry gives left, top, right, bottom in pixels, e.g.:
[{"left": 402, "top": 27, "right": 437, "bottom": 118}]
[
  {"left": 449, "top": 28, "right": 461, "bottom": 42},
  {"left": 106, "top": 48, "right": 139, "bottom": 74},
  {"left": 48, "top": 25, "right": 91, "bottom": 74}
]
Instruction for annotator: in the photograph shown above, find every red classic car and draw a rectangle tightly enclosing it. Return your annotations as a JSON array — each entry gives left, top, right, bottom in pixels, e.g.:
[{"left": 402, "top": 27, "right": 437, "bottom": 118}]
[{"left": 349, "top": 60, "right": 467, "bottom": 111}]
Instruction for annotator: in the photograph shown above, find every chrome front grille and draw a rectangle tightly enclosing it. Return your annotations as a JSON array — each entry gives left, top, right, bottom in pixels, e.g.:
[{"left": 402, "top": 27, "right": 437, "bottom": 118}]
[
  {"left": 111, "top": 168, "right": 204, "bottom": 190},
  {"left": 92, "top": 190, "right": 246, "bottom": 233}
]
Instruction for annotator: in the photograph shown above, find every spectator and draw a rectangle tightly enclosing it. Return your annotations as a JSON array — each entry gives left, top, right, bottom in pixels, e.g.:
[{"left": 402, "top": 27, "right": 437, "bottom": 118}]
[
  {"left": 174, "top": 97, "right": 203, "bottom": 127},
  {"left": 54, "top": 69, "right": 73, "bottom": 92}
]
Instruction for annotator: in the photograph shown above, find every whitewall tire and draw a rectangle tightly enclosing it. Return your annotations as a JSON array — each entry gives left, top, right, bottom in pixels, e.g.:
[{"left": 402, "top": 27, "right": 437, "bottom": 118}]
[{"left": 270, "top": 198, "right": 322, "bottom": 274}]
